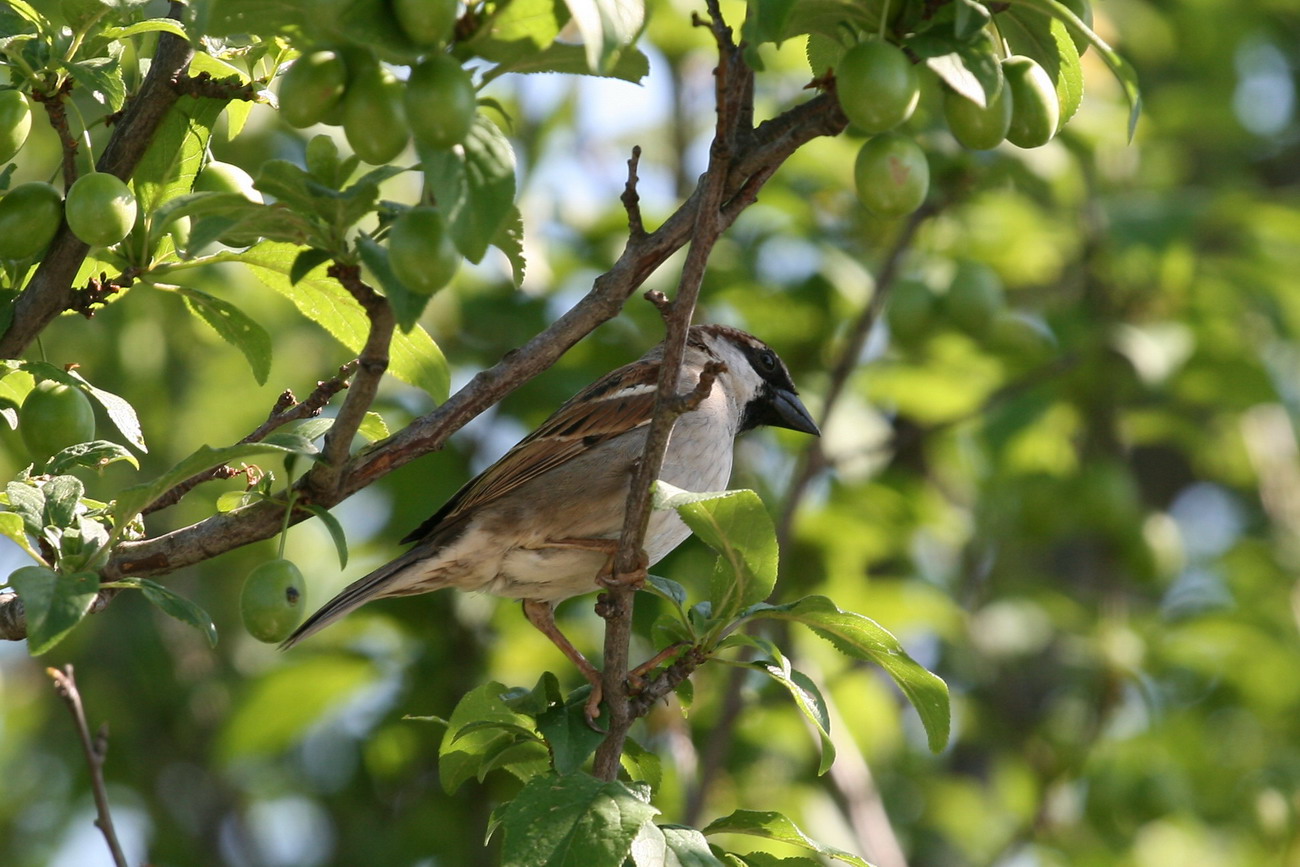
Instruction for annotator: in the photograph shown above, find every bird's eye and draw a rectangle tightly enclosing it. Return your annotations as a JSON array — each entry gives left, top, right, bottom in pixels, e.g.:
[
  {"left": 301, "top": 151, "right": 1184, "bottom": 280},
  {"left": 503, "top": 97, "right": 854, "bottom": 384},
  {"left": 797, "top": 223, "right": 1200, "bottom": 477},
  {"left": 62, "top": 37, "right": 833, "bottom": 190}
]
[{"left": 757, "top": 349, "right": 777, "bottom": 372}]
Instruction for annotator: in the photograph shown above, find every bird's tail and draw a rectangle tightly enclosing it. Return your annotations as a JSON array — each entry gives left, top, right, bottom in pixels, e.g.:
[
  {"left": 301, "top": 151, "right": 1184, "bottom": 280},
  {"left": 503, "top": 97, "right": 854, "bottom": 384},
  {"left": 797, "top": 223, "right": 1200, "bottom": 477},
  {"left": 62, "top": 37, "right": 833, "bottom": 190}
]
[{"left": 279, "top": 545, "right": 433, "bottom": 650}]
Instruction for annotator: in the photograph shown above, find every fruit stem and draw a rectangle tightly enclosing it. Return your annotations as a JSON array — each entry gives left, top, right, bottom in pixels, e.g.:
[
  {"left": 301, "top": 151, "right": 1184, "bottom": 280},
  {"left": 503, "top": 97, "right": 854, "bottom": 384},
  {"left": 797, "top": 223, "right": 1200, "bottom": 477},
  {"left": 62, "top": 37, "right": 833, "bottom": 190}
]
[
  {"left": 277, "top": 488, "right": 296, "bottom": 560},
  {"left": 879, "top": 0, "right": 891, "bottom": 39}
]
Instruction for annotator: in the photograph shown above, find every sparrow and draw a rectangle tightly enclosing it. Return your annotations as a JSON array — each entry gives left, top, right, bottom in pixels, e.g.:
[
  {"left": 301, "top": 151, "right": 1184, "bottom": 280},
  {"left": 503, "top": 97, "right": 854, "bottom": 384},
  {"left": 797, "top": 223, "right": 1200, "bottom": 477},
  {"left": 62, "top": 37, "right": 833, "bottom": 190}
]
[{"left": 282, "top": 324, "right": 819, "bottom": 707}]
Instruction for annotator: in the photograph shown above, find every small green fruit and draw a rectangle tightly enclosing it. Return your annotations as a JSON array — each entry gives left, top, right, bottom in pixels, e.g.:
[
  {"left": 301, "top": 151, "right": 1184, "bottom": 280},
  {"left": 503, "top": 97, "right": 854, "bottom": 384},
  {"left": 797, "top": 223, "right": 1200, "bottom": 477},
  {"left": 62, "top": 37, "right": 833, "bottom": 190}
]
[
  {"left": 343, "top": 64, "right": 409, "bottom": 164},
  {"left": 20, "top": 380, "right": 96, "bottom": 461},
  {"left": 835, "top": 40, "right": 920, "bottom": 134},
  {"left": 944, "top": 83, "right": 1013, "bottom": 150},
  {"left": 0, "top": 182, "right": 62, "bottom": 261},
  {"left": 945, "top": 260, "right": 1004, "bottom": 333},
  {"left": 404, "top": 55, "right": 476, "bottom": 149},
  {"left": 0, "top": 90, "right": 33, "bottom": 163},
  {"left": 65, "top": 172, "right": 138, "bottom": 248},
  {"left": 853, "top": 133, "right": 929, "bottom": 218},
  {"left": 278, "top": 49, "right": 348, "bottom": 128},
  {"left": 195, "top": 160, "right": 263, "bottom": 202},
  {"left": 887, "top": 280, "right": 936, "bottom": 346},
  {"left": 1003, "top": 56, "right": 1060, "bottom": 149},
  {"left": 240, "top": 559, "right": 308, "bottom": 643},
  {"left": 389, "top": 206, "right": 461, "bottom": 295},
  {"left": 394, "top": 0, "right": 458, "bottom": 46}
]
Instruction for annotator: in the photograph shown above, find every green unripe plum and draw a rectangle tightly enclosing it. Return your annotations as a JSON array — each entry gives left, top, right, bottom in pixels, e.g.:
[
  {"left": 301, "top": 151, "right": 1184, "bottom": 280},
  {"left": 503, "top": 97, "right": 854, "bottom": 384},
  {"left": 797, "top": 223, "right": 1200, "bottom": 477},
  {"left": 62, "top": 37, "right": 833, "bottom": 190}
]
[
  {"left": 0, "top": 182, "right": 62, "bottom": 260},
  {"left": 240, "top": 558, "right": 307, "bottom": 643},
  {"left": 20, "top": 380, "right": 96, "bottom": 461},
  {"left": 1003, "top": 56, "right": 1060, "bottom": 149},
  {"left": 853, "top": 133, "right": 929, "bottom": 218},
  {"left": 835, "top": 40, "right": 920, "bottom": 134},
  {"left": 404, "top": 55, "right": 476, "bottom": 149},
  {"left": 0, "top": 90, "right": 33, "bottom": 163},
  {"left": 65, "top": 172, "right": 138, "bottom": 248},
  {"left": 278, "top": 49, "right": 348, "bottom": 128},
  {"left": 945, "top": 260, "right": 1005, "bottom": 333},
  {"left": 887, "top": 279, "right": 936, "bottom": 346},
  {"left": 394, "top": 0, "right": 458, "bottom": 46},
  {"left": 343, "top": 64, "right": 409, "bottom": 164},
  {"left": 195, "top": 160, "right": 263, "bottom": 202},
  {"left": 944, "top": 84, "right": 1013, "bottom": 150},
  {"left": 389, "top": 206, "right": 461, "bottom": 294}
]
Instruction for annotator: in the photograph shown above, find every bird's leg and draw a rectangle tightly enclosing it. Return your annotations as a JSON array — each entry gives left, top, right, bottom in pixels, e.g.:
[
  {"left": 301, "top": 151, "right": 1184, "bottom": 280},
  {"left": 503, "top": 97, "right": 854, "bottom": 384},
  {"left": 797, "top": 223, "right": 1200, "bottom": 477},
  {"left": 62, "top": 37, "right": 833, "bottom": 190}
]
[{"left": 521, "top": 598, "right": 606, "bottom": 727}]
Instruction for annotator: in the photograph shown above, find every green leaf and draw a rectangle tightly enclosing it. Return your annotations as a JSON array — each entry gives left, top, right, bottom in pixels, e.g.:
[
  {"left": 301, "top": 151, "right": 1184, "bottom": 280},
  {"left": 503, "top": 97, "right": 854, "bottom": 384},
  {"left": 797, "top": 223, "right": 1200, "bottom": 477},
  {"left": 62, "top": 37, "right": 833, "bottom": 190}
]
[
  {"left": 232, "top": 242, "right": 451, "bottom": 401},
  {"left": 306, "top": 504, "right": 349, "bottom": 569},
  {"left": 168, "top": 285, "right": 273, "bottom": 385},
  {"left": 702, "top": 810, "right": 872, "bottom": 867},
  {"left": 440, "top": 682, "right": 542, "bottom": 794},
  {"left": 492, "top": 206, "right": 527, "bottom": 288},
  {"left": 1004, "top": 0, "right": 1141, "bottom": 136},
  {"left": 254, "top": 160, "right": 404, "bottom": 239},
  {"left": 132, "top": 54, "right": 235, "bottom": 218},
  {"left": 109, "top": 440, "right": 316, "bottom": 527},
  {"left": 357, "top": 411, "right": 389, "bottom": 442},
  {"left": 732, "top": 854, "right": 824, "bottom": 866},
  {"left": 631, "top": 822, "right": 726, "bottom": 867},
  {"left": 619, "top": 736, "right": 663, "bottom": 793},
  {"left": 418, "top": 115, "right": 518, "bottom": 264},
  {"left": 218, "top": 654, "right": 379, "bottom": 760},
  {"left": 105, "top": 576, "right": 218, "bottom": 646},
  {"left": 745, "top": 647, "right": 836, "bottom": 775},
  {"left": 67, "top": 54, "right": 126, "bottom": 111},
  {"left": 356, "top": 234, "right": 433, "bottom": 332},
  {"left": 742, "top": 0, "right": 798, "bottom": 47},
  {"left": 465, "top": 0, "right": 566, "bottom": 62},
  {"left": 560, "top": 0, "right": 645, "bottom": 75},
  {"left": 101, "top": 17, "right": 188, "bottom": 40},
  {"left": 536, "top": 697, "right": 606, "bottom": 775},
  {"left": 44, "top": 440, "right": 140, "bottom": 474},
  {"left": 924, "top": 38, "right": 1003, "bottom": 108},
  {"left": 654, "top": 482, "right": 777, "bottom": 625},
  {"left": 482, "top": 43, "right": 650, "bottom": 83},
  {"left": 10, "top": 567, "right": 99, "bottom": 655},
  {"left": 290, "top": 248, "right": 333, "bottom": 285},
  {"left": 0, "top": 510, "right": 44, "bottom": 563},
  {"left": 42, "top": 475, "right": 84, "bottom": 528},
  {"left": 497, "top": 772, "right": 659, "bottom": 867},
  {"left": 6, "top": 481, "right": 45, "bottom": 537},
  {"left": 743, "top": 595, "right": 950, "bottom": 752}
]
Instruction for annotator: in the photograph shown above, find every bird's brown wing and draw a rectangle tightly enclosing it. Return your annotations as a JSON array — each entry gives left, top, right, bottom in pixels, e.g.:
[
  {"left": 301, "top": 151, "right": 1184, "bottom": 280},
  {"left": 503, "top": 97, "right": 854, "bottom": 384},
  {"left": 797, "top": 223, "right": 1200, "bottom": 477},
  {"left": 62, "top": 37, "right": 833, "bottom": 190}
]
[{"left": 400, "top": 358, "right": 660, "bottom": 543}]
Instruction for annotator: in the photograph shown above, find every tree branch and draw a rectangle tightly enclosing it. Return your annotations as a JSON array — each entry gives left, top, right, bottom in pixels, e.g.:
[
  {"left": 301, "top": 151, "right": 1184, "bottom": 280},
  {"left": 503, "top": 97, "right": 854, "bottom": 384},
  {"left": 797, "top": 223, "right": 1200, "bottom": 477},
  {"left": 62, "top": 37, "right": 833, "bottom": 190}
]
[
  {"left": 47, "top": 665, "right": 129, "bottom": 867},
  {"left": 307, "top": 264, "right": 394, "bottom": 496},
  {"left": 592, "top": 0, "right": 750, "bottom": 780}
]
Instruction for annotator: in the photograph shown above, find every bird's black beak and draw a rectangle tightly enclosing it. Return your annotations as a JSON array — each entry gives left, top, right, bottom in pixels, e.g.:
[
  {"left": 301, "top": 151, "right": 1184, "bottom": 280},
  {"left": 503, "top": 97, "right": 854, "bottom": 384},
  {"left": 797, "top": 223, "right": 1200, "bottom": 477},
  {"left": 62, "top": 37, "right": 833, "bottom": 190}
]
[{"left": 769, "top": 387, "right": 820, "bottom": 436}]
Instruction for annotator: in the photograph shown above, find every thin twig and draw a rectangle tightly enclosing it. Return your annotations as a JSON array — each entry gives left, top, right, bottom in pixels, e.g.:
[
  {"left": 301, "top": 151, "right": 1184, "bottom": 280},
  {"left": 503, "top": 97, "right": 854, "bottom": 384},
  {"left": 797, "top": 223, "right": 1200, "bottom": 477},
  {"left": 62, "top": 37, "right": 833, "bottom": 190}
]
[
  {"left": 142, "top": 370, "right": 355, "bottom": 516},
  {"left": 47, "top": 665, "right": 129, "bottom": 867},
  {"left": 307, "top": 264, "right": 394, "bottom": 495},
  {"left": 622, "top": 146, "right": 646, "bottom": 239},
  {"left": 30, "top": 81, "right": 79, "bottom": 188},
  {"left": 592, "top": 0, "right": 748, "bottom": 781}
]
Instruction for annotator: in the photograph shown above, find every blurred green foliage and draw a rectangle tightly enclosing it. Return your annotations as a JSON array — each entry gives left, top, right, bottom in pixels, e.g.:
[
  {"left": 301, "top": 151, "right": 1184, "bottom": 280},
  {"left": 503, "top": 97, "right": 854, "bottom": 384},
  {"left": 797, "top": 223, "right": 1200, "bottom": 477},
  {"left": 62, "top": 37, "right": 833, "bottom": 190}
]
[{"left": 1, "top": 0, "right": 1299, "bottom": 864}]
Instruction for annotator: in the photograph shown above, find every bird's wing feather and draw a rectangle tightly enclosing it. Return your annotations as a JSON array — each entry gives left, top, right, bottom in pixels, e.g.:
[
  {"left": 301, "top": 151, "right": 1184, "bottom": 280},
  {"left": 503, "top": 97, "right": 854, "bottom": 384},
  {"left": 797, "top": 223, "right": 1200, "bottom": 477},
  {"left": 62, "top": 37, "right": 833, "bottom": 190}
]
[{"left": 400, "top": 359, "right": 660, "bottom": 543}]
